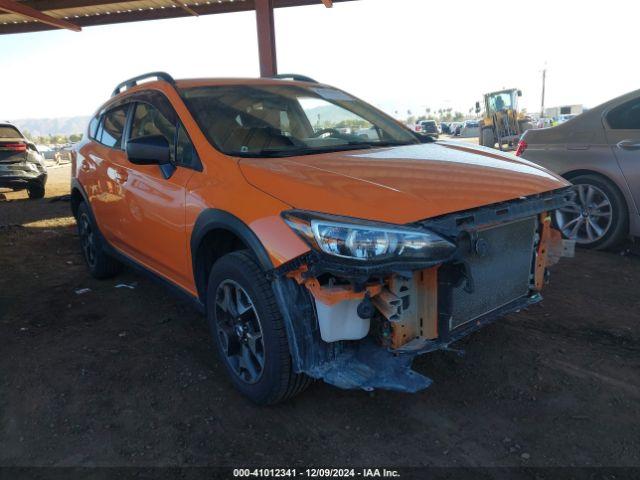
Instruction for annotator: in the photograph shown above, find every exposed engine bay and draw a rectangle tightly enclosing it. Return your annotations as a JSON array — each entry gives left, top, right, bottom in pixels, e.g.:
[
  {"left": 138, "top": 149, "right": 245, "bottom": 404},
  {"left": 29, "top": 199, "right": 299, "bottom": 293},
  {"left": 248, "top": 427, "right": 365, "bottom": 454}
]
[{"left": 271, "top": 188, "right": 575, "bottom": 392}]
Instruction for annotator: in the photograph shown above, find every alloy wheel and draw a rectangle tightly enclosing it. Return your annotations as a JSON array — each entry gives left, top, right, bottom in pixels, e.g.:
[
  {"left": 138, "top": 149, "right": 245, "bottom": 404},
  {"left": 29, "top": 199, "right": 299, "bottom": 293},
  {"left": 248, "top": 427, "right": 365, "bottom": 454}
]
[
  {"left": 555, "top": 184, "right": 613, "bottom": 244},
  {"left": 214, "top": 280, "right": 265, "bottom": 384}
]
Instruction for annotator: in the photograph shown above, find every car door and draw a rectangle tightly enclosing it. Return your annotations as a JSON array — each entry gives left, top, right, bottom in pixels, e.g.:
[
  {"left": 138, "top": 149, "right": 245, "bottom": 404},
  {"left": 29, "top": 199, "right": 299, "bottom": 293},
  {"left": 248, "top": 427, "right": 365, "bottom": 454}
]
[
  {"left": 84, "top": 105, "right": 131, "bottom": 243},
  {"left": 116, "top": 94, "right": 199, "bottom": 290},
  {"left": 604, "top": 96, "right": 640, "bottom": 210}
]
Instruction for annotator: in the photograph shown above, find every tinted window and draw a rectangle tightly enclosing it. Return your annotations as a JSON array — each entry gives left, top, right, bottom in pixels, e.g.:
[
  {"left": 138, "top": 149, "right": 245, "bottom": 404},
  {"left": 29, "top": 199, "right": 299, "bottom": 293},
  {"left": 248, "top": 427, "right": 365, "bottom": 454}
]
[
  {"left": 129, "top": 103, "right": 200, "bottom": 169},
  {"left": 0, "top": 125, "right": 22, "bottom": 139},
  {"left": 607, "top": 99, "right": 640, "bottom": 130},
  {"left": 99, "top": 106, "right": 128, "bottom": 148},
  {"left": 130, "top": 102, "right": 176, "bottom": 161}
]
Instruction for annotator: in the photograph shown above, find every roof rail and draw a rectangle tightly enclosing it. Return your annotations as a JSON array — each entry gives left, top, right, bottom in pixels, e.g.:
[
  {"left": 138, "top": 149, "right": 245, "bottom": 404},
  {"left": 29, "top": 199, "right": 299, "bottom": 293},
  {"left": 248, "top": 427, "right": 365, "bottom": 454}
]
[
  {"left": 112, "top": 71, "right": 175, "bottom": 97},
  {"left": 271, "top": 74, "right": 319, "bottom": 84}
]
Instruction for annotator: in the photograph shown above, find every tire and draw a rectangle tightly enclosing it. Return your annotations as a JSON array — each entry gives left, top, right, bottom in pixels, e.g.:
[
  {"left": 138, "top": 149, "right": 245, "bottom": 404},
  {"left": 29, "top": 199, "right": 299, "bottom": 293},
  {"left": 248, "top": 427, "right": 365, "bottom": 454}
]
[
  {"left": 27, "top": 183, "right": 45, "bottom": 199},
  {"left": 480, "top": 128, "right": 495, "bottom": 148},
  {"left": 206, "top": 250, "right": 312, "bottom": 405},
  {"left": 76, "top": 202, "right": 122, "bottom": 279},
  {"left": 556, "top": 173, "right": 628, "bottom": 250}
]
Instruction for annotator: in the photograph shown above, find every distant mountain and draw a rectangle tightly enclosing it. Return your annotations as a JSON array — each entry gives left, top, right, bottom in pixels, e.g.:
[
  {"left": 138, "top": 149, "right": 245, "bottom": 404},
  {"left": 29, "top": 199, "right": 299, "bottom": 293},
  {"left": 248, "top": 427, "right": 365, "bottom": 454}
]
[
  {"left": 10, "top": 116, "right": 91, "bottom": 138},
  {"left": 9, "top": 107, "right": 356, "bottom": 138}
]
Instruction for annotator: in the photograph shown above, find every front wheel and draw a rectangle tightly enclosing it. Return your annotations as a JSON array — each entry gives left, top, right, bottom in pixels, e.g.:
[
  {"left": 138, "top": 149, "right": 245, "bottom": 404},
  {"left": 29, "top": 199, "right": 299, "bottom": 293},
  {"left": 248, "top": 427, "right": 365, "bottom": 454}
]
[
  {"left": 555, "top": 174, "right": 628, "bottom": 250},
  {"left": 206, "top": 250, "right": 311, "bottom": 404}
]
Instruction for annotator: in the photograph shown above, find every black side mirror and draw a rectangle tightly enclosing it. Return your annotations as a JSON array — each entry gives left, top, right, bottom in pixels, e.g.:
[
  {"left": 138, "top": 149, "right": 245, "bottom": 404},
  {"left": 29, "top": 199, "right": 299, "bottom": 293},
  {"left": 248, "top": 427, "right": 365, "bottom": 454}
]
[
  {"left": 517, "top": 90, "right": 523, "bottom": 97},
  {"left": 126, "top": 134, "right": 175, "bottom": 179}
]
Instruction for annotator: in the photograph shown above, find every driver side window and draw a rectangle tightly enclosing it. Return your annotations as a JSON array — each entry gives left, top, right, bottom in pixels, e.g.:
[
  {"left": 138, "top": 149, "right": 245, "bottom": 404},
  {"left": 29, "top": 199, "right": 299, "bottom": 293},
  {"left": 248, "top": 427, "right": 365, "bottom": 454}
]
[
  {"left": 130, "top": 102, "right": 176, "bottom": 162},
  {"left": 128, "top": 101, "right": 201, "bottom": 170}
]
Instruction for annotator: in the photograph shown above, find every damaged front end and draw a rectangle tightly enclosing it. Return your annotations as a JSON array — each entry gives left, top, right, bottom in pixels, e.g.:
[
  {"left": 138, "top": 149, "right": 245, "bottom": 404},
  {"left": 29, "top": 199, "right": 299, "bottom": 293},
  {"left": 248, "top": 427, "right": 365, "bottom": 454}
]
[{"left": 270, "top": 188, "right": 576, "bottom": 393}]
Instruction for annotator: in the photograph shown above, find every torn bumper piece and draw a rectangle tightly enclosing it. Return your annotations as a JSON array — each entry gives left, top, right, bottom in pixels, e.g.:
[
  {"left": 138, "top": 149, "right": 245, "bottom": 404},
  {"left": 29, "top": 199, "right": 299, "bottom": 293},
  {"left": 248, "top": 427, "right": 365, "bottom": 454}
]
[
  {"left": 271, "top": 188, "right": 574, "bottom": 394},
  {"left": 307, "top": 340, "right": 432, "bottom": 393},
  {"left": 309, "top": 293, "right": 543, "bottom": 392}
]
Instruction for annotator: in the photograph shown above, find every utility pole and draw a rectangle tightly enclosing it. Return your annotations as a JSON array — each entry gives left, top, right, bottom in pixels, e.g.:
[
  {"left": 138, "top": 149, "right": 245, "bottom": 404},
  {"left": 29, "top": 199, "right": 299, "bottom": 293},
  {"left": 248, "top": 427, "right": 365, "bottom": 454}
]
[{"left": 540, "top": 66, "right": 547, "bottom": 118}]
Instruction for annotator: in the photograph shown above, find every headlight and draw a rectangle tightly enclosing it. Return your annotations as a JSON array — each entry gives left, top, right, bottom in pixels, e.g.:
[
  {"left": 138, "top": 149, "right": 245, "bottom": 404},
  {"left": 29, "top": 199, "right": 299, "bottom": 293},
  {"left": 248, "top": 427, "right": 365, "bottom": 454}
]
[{"left": 283, "top": 211, "right": 455, "bottom": 263}]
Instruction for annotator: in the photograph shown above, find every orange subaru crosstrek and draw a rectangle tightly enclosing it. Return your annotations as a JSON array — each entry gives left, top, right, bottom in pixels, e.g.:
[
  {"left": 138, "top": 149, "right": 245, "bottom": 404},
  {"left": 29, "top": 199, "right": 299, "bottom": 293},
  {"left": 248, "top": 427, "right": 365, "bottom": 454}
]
[{"left": 72, "top": 72, "right": 574, "bottom": 404}]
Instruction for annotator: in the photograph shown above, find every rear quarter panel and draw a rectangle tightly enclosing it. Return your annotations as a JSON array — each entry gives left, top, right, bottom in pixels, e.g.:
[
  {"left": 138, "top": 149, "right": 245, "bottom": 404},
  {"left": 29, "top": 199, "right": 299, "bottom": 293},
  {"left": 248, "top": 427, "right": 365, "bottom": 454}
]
[{"left": 521, "top": 124, "right": 638, "bottom": 217}]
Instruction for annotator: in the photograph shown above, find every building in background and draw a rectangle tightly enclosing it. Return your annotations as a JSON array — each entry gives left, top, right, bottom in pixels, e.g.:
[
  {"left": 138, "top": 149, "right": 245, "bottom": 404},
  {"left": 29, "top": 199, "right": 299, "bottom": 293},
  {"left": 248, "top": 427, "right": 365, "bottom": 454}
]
[{"left": 544, "top": 104, "right": 585, "bottom": 118}]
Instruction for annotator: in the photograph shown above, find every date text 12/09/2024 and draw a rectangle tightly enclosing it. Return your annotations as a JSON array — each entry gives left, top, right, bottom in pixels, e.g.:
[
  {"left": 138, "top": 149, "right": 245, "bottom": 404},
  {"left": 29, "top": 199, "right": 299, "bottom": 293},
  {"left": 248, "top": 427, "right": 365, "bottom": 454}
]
[{"left": 233, "top": 468, "right": 401, "bottom": 478}]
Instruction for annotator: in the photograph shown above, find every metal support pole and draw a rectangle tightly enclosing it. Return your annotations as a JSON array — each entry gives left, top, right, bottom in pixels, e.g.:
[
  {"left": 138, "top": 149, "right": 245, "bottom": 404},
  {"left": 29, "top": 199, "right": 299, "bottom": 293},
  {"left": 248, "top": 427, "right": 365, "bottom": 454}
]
[
  {"left": 540, "top": 67, "right": 546, "bottom": 118},
  {"left": 255, "top": 0, "right": 277, "bottom": 77}
]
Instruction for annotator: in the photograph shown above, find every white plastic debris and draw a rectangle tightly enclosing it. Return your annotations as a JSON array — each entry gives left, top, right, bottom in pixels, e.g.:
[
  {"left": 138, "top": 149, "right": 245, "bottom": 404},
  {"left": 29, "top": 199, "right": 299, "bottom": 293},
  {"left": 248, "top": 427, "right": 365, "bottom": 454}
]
[{"left": 74, "top": 288, "right": 91, "bottom": 295}]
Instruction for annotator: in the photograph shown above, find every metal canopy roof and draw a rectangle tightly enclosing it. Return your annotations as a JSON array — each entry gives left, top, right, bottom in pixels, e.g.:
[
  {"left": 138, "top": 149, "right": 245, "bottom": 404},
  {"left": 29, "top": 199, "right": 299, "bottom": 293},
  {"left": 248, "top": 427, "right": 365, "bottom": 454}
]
[{"left": 0, "top": 0, "right": 353, "bottom": 35}]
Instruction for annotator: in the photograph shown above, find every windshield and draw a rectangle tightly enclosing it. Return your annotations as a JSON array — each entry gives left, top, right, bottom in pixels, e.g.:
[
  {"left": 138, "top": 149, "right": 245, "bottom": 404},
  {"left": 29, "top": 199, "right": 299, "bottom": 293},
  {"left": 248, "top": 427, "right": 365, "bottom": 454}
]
[
  {"left": 487, "top": 91, "right": 515, "bottom": 113},
  {"left": 181, "top": 84, "right": 419, "bottom": 157}
]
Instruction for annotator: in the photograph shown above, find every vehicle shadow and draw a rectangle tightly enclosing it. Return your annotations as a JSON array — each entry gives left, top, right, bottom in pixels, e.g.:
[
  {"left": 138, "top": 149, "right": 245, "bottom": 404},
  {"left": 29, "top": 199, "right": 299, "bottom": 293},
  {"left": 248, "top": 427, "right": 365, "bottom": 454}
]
[{"left": 0, "top": 196, "right": 73, "bottom": 228}]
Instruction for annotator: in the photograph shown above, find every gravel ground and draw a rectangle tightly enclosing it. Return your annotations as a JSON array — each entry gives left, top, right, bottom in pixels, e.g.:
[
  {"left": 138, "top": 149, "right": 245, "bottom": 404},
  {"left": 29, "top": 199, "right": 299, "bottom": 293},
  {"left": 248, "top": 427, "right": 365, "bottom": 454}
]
[{"left": 1, "top": 163, "right": 639, "bottom": 471}]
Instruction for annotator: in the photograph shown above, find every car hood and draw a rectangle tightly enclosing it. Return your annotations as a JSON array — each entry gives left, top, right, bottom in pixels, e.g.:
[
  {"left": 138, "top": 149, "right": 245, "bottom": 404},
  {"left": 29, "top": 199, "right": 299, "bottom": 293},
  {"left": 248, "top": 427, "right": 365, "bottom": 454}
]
[{"left": 238, "top": 141, "right": 569, "bottom": 224}]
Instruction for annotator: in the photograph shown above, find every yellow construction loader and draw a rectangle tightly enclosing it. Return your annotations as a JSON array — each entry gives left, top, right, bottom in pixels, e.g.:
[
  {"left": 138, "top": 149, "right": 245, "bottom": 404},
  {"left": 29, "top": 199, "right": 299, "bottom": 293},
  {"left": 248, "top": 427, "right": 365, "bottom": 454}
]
[{"left": 477, "top": 88, "right": 533, "bottom": 150}]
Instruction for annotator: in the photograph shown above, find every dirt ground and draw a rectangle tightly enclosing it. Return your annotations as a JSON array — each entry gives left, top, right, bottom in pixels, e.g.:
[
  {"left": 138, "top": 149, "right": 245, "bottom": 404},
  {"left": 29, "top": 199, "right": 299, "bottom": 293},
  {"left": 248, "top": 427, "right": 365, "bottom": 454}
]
[{"left": 1, "top": 162, "right": 639, "bottom": 471}]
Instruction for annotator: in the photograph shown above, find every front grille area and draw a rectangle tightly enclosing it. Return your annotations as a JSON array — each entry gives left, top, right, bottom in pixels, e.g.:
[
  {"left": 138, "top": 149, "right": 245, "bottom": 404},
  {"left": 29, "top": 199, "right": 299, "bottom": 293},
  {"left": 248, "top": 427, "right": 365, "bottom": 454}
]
[{"left": 447, "top": 217, "right": 537, "bottom": 330}]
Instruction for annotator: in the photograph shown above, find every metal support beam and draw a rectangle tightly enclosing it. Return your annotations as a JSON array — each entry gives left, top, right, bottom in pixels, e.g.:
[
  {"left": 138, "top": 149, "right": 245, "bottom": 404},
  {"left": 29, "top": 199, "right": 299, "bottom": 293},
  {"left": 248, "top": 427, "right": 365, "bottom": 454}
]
[
  {"left": 171, "top": 0, "right": 199, "bottom": 17},
  {"left": 0, "top": 0, "right": 81, "bottom": 31},
  {"left": 255, "top": 0, "right": 278, "bottom": 77}
]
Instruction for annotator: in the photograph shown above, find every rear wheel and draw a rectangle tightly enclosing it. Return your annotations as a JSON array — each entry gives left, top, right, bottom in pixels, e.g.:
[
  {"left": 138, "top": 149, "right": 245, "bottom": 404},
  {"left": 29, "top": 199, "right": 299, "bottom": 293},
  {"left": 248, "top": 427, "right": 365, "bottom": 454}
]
[
  {"left": 206, "top": 250, "right": 312, "bottom": 404},
  {"left": 480, "top": 127, "right": 495, "bottom": 148},
  {"left": 76, "top": 202, "right": 122, "bottom": 278},
  {"left": 27, "top": 183, "right": 45, "bottom": 199},
  {"left": 555, "top": 173, "right": 628, "bottom": 250}
]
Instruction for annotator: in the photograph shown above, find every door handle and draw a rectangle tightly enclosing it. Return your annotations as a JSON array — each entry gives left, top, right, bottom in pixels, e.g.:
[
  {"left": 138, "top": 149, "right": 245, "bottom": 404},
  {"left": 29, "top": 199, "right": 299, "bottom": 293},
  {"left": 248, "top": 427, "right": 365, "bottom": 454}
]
[
  {"left": 114, "top": 170, "right": 128, "bottom": 184},
  {"left": 107, "top": 168, "right": 127, "bottom": 185},
  {"left": 616, "top": 140, "right": 640, "bottom": 151}
]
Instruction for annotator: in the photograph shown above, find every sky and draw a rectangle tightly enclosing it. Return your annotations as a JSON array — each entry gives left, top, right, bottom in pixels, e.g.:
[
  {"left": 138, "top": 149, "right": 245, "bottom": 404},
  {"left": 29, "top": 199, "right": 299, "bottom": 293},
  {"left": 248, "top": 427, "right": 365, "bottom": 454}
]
[{"left": 0, "top": 0, "right": 638, "bottom": 120}]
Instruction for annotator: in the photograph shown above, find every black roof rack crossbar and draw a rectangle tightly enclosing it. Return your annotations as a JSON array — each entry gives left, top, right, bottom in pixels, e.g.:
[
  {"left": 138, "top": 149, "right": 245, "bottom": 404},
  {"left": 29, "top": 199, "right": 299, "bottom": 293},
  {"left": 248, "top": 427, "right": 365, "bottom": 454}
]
[
  {"left": 112, "top": 71, "right": 175, "bottom": 97},
  {"left": 271, "top": 74, "right": 318, "bottom": 83}
]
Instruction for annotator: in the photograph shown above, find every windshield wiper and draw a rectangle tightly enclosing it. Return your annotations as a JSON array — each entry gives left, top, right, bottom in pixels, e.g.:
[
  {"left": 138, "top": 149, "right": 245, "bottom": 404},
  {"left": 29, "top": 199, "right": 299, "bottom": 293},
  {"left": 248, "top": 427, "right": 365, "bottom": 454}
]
[
  {"left": 348, "top": 141, "right": 416, "bottom": 148},
  {"left": 234, "top": 144, "right": 375, "bottom": 158}
]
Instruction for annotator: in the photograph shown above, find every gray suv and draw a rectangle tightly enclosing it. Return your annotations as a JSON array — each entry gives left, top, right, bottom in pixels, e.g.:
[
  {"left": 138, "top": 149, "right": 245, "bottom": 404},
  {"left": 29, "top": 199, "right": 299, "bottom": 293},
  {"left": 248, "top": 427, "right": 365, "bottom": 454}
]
[
  {"left": 518, "top": 89, "right": 640, "bottom": 249},
  {"left": 0, "top": 122, "right": 47, "bottom": 199}
]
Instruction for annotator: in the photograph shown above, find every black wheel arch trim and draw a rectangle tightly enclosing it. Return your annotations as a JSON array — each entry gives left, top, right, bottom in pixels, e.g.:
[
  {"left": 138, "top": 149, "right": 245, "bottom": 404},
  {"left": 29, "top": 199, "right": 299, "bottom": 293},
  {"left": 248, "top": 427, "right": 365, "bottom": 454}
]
[
  {"left": 71, "top": 178, "right": 93, "bottom": 220},
  {"left": 191, "top": 209, "right": 274, "bottom": 301}
]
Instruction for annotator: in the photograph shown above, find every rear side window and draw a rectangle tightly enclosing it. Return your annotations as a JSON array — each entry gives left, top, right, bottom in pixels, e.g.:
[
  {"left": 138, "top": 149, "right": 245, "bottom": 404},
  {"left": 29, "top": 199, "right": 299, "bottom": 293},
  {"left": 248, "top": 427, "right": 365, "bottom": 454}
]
[
  {"left": 0, "top": 125, "right": 22, "bottom": 139},
  {"left": 606, "top": 98, "right": 640, "bottom": 130},
  {"left": 98, "top": 106, "right": 128, "bottom": 148}
]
